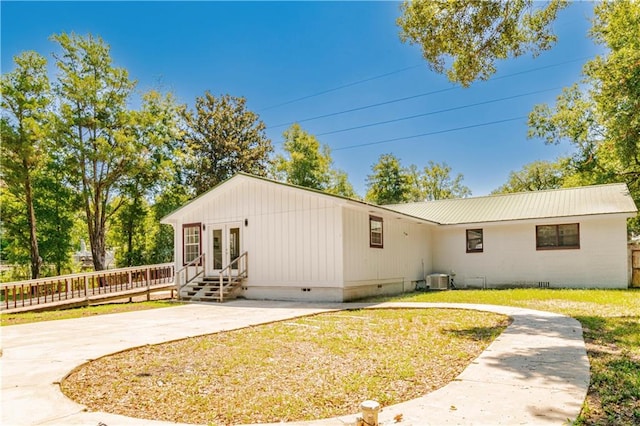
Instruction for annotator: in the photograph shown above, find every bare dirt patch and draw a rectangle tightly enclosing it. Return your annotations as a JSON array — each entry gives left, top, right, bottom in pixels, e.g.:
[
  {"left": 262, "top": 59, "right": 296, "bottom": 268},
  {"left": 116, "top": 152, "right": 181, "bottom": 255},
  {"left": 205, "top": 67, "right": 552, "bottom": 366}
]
[{"left": 61, "top": 308, "right": 509, "bottom": 425}]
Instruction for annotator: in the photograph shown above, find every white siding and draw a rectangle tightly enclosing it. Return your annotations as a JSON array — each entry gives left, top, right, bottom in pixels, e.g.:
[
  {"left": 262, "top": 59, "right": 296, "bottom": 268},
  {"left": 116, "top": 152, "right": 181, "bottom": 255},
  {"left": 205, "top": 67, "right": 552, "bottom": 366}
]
[
  {"left": 342, "top": 207, "right": 433, "bottom": 297},
  {"left": 171, "top": 177, "right": 344, "bottom": 295},
  {"left": 432, "top": 215, "right": 629, "bottom": 288}
]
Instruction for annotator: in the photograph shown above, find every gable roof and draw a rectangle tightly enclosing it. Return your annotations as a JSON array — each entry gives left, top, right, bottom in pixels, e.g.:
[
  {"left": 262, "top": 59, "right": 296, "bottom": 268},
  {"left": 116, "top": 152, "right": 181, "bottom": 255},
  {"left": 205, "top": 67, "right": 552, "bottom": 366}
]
[
  {"left": 386, "top": 183, "right": 637, "bottom": 225},
  {"left": 160, "top": 173, "right": 437, "bottom": 225},
  {"left": 161, "top": 174, "right": 637, "bottom": 226}
]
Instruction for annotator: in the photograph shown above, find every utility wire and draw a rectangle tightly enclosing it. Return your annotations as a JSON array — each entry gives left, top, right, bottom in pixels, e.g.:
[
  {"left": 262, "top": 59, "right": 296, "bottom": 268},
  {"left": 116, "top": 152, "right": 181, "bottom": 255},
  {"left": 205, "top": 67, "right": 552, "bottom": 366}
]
[
  {"left": 258, "top": 64, "right": 423, "bottom": 112},
  {"left": 268, "top": 56, "right": 588, "bottom": 129},
  {"left": 269, "top": 87, "right": 455, "bottom": 128},
  {"left": 333, "top": 116, "right": 527, "bottom": 151},
  {"left": 316, "top": 87, "right": 561, "bottom": 136}
]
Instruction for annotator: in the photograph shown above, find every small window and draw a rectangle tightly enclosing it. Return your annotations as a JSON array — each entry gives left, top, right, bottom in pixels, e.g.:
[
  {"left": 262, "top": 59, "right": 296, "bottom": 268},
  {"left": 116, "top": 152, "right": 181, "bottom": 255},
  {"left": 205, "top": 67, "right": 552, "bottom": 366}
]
[
  {"left": 466, "top": 229, "right": 483, "bottom": 253},
  {"left": 536, "top": 224, "right": 580, "bottom": 250},
  {"left": 183, "top": 223, "right": 202, "bottom": 265},
  {"left": 369, "top": 216, "right": 383, "bottom": 248}
]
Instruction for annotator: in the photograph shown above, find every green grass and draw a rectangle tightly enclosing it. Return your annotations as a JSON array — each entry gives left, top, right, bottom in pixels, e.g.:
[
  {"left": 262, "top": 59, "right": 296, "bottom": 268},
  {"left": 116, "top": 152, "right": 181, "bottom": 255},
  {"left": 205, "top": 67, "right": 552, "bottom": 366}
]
[
  {"left": 7, "top": 288, "right": 640, "bottom": 424},
  {"left": 0, "top": 300, "right": 177, "bottom": 326},
  {"left": 372, "top": 289, "right": 640, "bottom": 426}
]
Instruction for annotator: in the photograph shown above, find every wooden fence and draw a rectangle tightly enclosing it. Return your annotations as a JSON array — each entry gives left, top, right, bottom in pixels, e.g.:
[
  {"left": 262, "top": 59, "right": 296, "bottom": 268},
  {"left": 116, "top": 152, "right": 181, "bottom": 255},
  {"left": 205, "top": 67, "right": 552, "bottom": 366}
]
[{"left": 1, "top": 263, "right": 175, "bottom": 311}]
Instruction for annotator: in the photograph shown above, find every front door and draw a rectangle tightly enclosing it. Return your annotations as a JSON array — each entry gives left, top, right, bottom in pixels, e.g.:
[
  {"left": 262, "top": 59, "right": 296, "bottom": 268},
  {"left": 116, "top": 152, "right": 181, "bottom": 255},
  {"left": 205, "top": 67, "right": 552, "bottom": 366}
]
[{"left": 208, "top": 223, "right": 242, "bottom": 276}]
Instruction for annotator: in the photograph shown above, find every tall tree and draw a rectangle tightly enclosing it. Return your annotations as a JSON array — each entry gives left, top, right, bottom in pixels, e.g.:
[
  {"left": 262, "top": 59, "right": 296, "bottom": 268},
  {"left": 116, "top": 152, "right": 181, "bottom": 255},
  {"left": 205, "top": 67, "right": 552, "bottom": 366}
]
[
  {"left": 0, "top": 186, "right": 31, "bottom": 279},
  {"left": 397, "top": 0, "right": 567, "bottom": 86},
  {"left": 274, "top": 124, "right": 331, "bottom": 190},
  {"left": 274, "top": 124, "right": 356, "bottom": 197},
  {"left": 412, "top": 161, "right": 472, "bottom": 201},
  {"left": 528, "top": 0, "right": 640, "bottom": 233},
  {"left": 183, "top": 92, "right": 273, "bottom": 195},
  {"left": 34, "top": 160, "right": 78, "bottom": 275},
  {"left": 327, "top": 169, "right": 358, "bottom": 199},
  {"left": 365, "top": 153, "right": 413, "bottom": 205},
  {"left": 148, "top": 179, "right": 191, "bottom": 264},
  {"left": 52, "top": 32, "right": 162, "bottom": 271},
  {"left": 492, "top": 159, "right": 567, "bottom": 194},
  {"left": 0, "top": 51, "right": 51, "bottom": 278},
  {"left": 109, "top": 91, "right": 182, "bottom": 266}
]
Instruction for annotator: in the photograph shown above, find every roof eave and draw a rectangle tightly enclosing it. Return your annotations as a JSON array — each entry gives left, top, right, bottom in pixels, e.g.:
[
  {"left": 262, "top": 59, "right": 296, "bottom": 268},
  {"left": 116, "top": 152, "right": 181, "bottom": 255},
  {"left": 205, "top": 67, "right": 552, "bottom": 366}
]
[{"left": 437, "top": 210, "right": 638, "bottom": 227}]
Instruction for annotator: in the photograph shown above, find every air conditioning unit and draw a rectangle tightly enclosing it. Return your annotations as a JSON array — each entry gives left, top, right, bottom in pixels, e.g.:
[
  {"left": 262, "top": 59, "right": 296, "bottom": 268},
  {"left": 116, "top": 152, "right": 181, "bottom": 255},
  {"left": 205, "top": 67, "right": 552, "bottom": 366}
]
[{"left": 427, "top": 273, "right": 449, "bottom": 290}]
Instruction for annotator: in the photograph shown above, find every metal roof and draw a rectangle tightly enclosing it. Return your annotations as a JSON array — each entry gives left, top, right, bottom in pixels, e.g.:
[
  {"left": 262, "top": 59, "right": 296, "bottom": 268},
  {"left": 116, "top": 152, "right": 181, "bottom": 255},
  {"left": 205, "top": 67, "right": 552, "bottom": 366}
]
[{"left": 386, "top": 183, "right": 638, "bottom": 225}]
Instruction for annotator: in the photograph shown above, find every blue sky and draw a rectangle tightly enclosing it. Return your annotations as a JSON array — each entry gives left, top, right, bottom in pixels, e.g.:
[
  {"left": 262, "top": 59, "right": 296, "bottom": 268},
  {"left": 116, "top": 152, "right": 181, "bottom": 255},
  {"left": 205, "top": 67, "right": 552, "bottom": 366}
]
[{"left": 1, "top": 1, "right": 601, "bottom": 197}]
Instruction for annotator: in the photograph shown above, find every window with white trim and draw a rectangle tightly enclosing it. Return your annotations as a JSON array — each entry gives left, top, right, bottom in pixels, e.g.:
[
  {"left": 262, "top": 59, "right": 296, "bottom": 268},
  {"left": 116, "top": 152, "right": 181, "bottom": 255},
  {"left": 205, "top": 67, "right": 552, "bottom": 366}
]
[{"left": 183, "top": 223, "right": 202, "bottom": 264}]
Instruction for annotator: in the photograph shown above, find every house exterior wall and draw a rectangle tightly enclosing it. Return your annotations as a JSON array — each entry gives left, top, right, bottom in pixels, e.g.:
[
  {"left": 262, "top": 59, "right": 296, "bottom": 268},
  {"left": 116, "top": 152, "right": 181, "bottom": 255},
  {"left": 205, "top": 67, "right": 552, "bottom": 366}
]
[
  {"left": 172, "top": 177, "right": 345, "bottom": 301},
  {"left": 341, "top": 207, "right": 433, "bottom": 300},
  {"left": 432, "top": 214, "right": 630, "bottom": 289}
]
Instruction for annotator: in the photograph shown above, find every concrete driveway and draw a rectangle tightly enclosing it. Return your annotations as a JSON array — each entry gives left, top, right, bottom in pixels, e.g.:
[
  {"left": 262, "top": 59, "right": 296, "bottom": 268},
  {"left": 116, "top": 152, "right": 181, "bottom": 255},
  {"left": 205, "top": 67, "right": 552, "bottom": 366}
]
[{"left": 1, "top": 300, "right": 590, "bottom": 425}]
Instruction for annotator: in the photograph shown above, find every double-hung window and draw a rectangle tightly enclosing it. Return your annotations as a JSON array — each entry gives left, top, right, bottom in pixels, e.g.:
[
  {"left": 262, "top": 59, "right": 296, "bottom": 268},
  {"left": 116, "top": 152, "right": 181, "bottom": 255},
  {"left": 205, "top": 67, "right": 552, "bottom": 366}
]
[
  {"left": 369, "top": 216, "right": 383, "bottom": 248},
  {"left": 183, "top": 223, "right": 202, "bottom": 264}
]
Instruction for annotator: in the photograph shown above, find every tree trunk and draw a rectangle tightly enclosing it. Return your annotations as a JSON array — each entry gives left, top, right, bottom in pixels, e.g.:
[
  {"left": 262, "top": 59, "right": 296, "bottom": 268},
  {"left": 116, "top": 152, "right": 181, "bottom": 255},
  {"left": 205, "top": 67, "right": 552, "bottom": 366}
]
[
  {"left": 24, "top": 168, "right": 41, "bottom": 280},
  {"left": 89, "top": 226, "right": 107, "bottom": 272}
]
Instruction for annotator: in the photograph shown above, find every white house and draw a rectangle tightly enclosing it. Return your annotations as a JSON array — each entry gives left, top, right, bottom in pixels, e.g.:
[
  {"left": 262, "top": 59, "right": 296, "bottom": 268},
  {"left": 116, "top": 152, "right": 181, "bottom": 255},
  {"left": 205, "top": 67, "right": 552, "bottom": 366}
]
[{"left": 160, "top": 173, "right": 637, "bottom": 302}]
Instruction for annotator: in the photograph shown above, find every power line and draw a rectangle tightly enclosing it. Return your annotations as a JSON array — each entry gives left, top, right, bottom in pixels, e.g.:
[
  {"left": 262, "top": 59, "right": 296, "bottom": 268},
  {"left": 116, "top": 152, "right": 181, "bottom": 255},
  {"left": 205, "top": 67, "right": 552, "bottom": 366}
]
[
  {"left": 268, "top": 56, "right": 589, "bottom": 129},
  {"left": 258, "top": 64, "right": 423, "bottom": 112},
  {"left": 332, "top": 116, "right": 527, "bottom": 151},
  {"left": 269, "top": 87, "right": 455, "bottom": 128},
  {"left": 316, "top": 87, "right": 561, "bottom": 136}
]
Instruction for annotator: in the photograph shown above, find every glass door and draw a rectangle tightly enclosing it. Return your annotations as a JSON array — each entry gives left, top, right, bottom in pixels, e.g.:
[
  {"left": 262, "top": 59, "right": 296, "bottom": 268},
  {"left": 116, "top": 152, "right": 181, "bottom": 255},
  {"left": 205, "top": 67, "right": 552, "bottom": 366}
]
[
  {"left": 208, "top": 223, "right": 242, "bottom": 276},
  {"left": 229, "top": 226, "right": 240, "bottom": 271}
]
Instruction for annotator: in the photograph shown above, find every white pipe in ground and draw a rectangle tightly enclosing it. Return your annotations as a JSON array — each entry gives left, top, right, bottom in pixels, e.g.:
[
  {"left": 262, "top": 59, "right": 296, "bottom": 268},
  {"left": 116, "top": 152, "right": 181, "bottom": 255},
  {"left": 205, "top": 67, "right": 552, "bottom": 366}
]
[{"left": 360, "top": 400, "right": 380, "bottom": 426}]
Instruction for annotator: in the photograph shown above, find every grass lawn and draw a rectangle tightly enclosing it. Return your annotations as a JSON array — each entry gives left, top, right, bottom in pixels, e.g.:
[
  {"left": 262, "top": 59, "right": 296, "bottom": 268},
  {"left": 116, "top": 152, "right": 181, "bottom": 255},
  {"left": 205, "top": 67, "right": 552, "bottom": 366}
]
[
  {"left": 381, "top": 289, "right": 640, "bottom": 426},
  {"left": 10, "top": 288, "right": 640, "bottom": 425},
  {"left": 61, "top": 308, "right": 509, "bottom": 425},
  {"left": 0, "top": 300, "right": 176, "bottom": 326}
]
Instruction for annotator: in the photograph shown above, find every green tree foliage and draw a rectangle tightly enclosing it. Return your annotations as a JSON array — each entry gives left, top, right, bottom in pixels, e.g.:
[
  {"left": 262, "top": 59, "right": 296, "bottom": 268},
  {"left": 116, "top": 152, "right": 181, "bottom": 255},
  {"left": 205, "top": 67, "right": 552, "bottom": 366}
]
[
  {"left": 0, "top": 51, "right": 51, "bottom": 278},
  {"left": 275, "top": 124, "right": 330, "bottom": 189},
  {"left": 327, "top": 169, "right": 358, "bottom": 199},
  {"left": 108, "top": 91, "right": 183, "bottom": 267},
  {"left": 0, "top": 163, "right": 77, "bottom": 278},
  {"left": 148, "top": 181, "right": 191, "bottom": 264},
  {"left": 33, "top": 161, "right": 78, "bottom": 275},
  {"left": 527, "top": 1, "right": 640, "bottom": 233},
  {"left": 366, "top": 155, "right": 470, "bottom": 204},
  {"left": 411, "top": 161, "right": 472, "bottom": 201},
  {"left": 397, "top": 0, "right": 567, "bottom": 86},
  {"left": 274, "top": 124, "right": 356, "bottom": 197},
  {"left": 365, "top": 153, "right": 413, "bottom": 205},
  {"left": 492, "top": 159, "right": 567, "bottom": 194},
  {"left": 0, "top": 187, "right": 30, "bottom": 278},
  {"left": 147, "top": 142, "right": 192, "bottom": 265},
  {"left": 52, "top": 33, "right": 175, "bottom": 271},
  {"left": 183, "top": 92, "right": 273, "bottom": 195}
]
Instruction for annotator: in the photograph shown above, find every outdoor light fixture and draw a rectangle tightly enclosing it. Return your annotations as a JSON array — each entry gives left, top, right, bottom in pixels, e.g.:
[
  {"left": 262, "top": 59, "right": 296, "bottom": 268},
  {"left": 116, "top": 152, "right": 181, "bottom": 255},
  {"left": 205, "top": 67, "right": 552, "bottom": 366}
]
[{"left": 245, "top": 219, "right": 248, "bottom": 226}]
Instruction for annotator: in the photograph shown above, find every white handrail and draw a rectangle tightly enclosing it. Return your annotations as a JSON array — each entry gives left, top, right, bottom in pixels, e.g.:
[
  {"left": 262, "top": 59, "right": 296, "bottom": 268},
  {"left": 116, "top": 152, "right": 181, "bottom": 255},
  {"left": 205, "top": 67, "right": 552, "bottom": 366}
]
[
  {"left": 176, "top": 253, "right": 206, "bottom": 296},
  {"left": 219, "top": 252, "right": 248, "bottom": 301}
]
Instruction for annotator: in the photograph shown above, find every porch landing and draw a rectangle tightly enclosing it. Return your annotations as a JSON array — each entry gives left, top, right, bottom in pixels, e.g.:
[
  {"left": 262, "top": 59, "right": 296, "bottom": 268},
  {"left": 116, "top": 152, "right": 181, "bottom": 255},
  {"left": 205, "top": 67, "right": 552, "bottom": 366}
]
[{"left": 1, "top": 300, "right": 589, "bottom": 425}]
